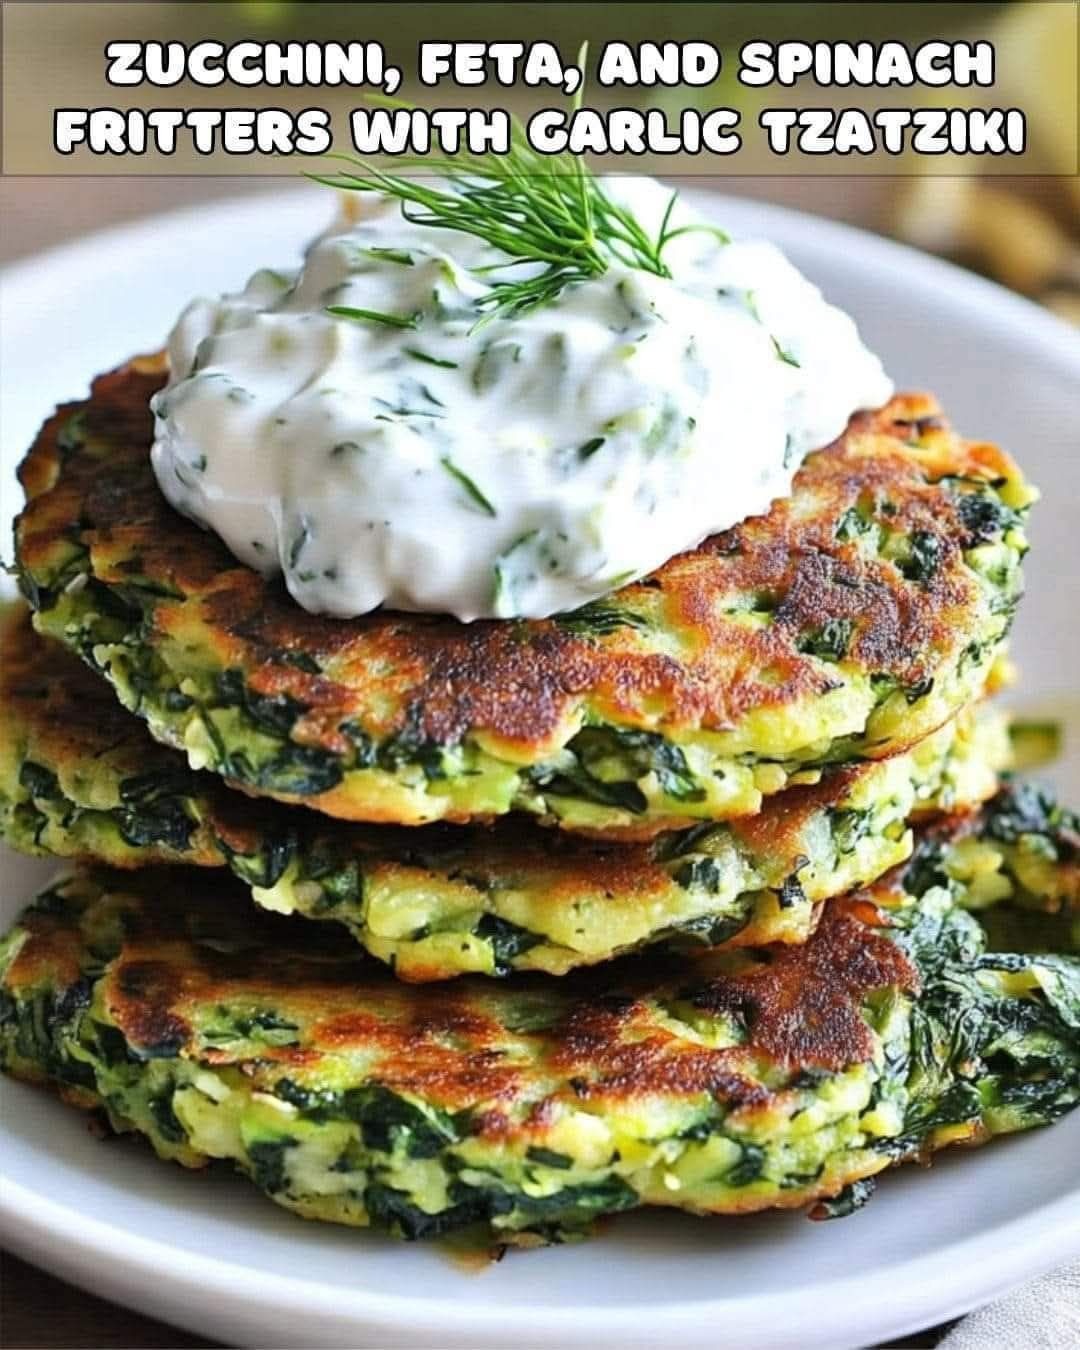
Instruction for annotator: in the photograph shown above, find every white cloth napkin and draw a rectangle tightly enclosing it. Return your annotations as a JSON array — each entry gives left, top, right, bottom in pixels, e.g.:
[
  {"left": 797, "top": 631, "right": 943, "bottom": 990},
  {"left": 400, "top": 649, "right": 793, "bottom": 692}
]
[{"left": 938, "top": 1262, "right": 1080, "bottom": 1349}]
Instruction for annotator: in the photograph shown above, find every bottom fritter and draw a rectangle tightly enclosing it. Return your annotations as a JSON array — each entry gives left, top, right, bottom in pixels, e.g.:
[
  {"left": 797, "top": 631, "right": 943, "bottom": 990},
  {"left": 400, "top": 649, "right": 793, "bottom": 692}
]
[{"left": 1, "top": 787, "right": 1077, "bottom": 1246}]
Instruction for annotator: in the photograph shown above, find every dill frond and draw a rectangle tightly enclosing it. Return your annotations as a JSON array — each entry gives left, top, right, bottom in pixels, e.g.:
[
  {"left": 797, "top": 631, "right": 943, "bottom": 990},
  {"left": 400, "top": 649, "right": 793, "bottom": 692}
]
[{"left": 309, "top": 48, "right": 719, "bottom": 322}]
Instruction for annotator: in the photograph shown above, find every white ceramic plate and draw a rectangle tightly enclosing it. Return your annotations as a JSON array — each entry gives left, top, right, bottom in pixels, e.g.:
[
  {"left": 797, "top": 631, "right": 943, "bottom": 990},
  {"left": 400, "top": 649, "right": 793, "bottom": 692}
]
[{"left": 1, "top": 187, "right": 1078, "bottom": 1350}]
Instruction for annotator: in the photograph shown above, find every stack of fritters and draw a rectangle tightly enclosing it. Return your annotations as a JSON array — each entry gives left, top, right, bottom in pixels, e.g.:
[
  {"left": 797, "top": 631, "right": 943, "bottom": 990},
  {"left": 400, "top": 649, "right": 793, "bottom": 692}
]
[{"left": 2, "top": 358, "right": 1077, "bottom": 1247}]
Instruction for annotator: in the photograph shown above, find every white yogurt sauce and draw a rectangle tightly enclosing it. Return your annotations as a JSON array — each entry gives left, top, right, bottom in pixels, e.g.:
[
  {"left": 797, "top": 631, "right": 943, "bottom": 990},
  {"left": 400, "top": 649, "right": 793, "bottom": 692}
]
[{"left": 151, "top": 178, "right": 892, "bottom": 621}]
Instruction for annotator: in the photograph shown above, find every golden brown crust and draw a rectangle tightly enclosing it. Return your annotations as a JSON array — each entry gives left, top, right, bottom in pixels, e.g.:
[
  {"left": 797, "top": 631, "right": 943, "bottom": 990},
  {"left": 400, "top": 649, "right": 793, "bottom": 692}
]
[
  {"left": 21, "top": 868, "right": 914, "bottom": 1120},
  {"left": 673, "top": 898, "right": 914, "bottom": 1072}
]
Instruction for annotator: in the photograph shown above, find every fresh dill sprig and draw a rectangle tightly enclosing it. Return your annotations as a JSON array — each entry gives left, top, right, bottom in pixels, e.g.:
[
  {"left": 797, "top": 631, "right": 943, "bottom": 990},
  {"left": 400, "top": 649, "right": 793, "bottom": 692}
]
[
  {"left": 310, "top": 45, "right": 726, "bottom": 323},
  {"left": 312, "top": 144, "right": 644, "bottom": 322}
]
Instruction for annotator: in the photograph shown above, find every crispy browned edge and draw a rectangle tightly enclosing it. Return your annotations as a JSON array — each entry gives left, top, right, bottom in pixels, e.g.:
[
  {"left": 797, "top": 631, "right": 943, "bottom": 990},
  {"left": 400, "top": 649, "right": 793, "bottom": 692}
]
[{"left": 6, "top": 868, "right": 914, "bottom": 1126}]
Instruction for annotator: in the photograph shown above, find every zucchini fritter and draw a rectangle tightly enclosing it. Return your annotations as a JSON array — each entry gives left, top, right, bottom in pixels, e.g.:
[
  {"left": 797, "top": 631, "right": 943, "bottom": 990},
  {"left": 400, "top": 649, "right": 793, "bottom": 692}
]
[
  {"left": 2, "top": 802, "right": 1077, "bottom": 1246},
  {"left": 906, "top": 780, "right": 1079, "bottom": 927},
  {"left": 14, "top": 360, "right": 1033, "bottom": 833},
  {"left": 1, "top": 605, "right": 1012, "bottom": 979}
]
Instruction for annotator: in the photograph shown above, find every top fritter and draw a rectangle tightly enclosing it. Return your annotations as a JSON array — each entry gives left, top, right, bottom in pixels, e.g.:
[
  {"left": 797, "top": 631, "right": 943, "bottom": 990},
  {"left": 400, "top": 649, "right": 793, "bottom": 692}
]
[{"left": 15, "top": 363, "right": 1032, "bottom": 834}]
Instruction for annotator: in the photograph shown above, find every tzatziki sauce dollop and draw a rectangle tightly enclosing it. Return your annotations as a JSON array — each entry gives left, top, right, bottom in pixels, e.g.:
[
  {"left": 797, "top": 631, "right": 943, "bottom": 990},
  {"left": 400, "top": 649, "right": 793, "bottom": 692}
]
[{"left": 151, "top": 178, "right": 893, "bottom": 621}]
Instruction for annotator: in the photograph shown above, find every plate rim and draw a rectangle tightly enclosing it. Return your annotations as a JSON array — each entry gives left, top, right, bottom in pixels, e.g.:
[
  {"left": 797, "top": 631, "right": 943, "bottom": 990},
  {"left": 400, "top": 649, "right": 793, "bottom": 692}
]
[
  {"left": 5, "top": 1163, "right": 1080, "bottom": 1350},
  {"left": 4, "top": 181, "right": 1080, "bottom": 366},
  {"left": 2, "top": 184, "right": 1079, "bottom": 1350}
]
